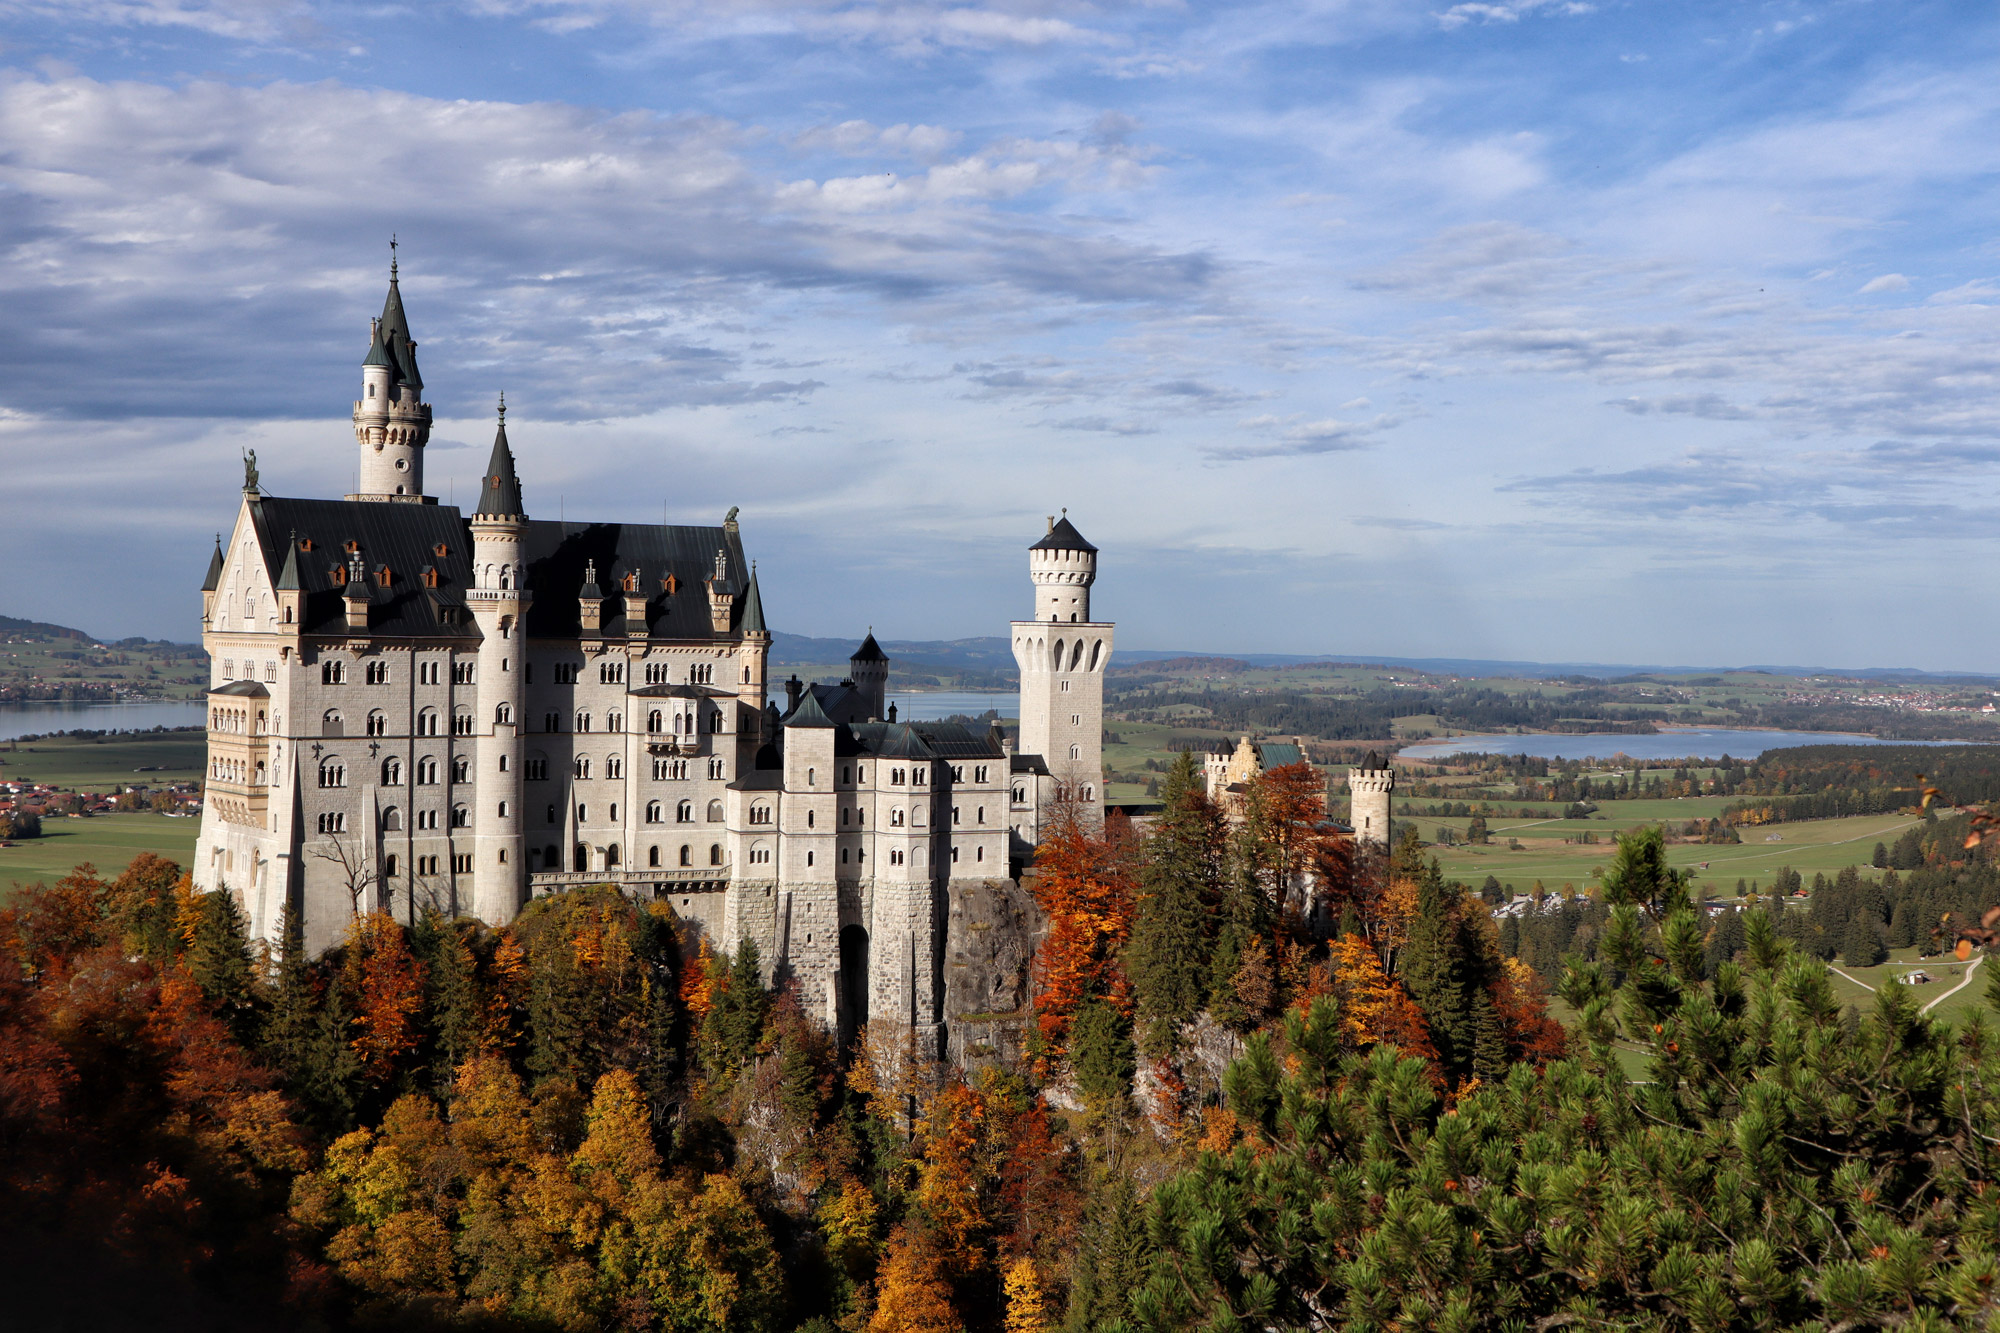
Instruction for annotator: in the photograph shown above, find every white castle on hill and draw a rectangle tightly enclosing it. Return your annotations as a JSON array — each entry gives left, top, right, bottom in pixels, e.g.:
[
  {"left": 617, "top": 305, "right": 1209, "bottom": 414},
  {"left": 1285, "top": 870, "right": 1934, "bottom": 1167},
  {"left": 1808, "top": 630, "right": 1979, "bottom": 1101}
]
[{"left": 193, "top": 262, "right": 1110, "bottom": 1047}]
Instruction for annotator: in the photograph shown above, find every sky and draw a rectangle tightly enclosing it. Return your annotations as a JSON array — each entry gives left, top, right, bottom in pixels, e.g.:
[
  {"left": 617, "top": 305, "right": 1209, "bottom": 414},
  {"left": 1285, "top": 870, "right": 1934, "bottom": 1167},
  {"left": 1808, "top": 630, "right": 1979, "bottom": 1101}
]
[{"left": 2, "top": 0, "right": 1999, "bottom": 669}]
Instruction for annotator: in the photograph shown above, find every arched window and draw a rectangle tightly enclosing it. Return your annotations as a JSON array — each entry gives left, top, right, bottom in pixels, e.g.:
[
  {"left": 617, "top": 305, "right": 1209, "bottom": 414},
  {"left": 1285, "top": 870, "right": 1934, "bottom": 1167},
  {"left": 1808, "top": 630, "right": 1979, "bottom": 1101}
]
[
  {"left": 384, "top": 854, "right": 399, "bottom": 877},
  {"left": 366, "top": 710, "right": 387, "bottom": 737},
  {"left": 1082, "top": 785, "right": 1095, "bottom": 802},
  {"left": 382, "top": 757, "right": 403, "bottom": 785},
  {"left": 382, "top": 806, "right": 402, "bottom": 831},
  {"left": 606, "top": 844, "right": 620, "bottom": 868},
  {"left": 679, "top": 845, "right": 692, "bottom": 867},
  {"left": 317, "top": 758, "right": 346, "bottom": 788},
  {"left": 496, "top": 703, "right": 513, "bottom": 725},
  {"left": 574, "top": 757, "right": 592, "bottom": 779},
  {"left": 575, "top": 711, "right": 591, "bottom": 733},
  {"left": 807, "top": 809, "right": 816, "bottom": 828},
  {"left": 750, "top": 804, "right": 772, "bottom": 825},
  {"left": 606, "top": 754, "right": 623, "bottom": 779},
  {"left": 544, "top": 843, "right": 559, "bottom": 867},
  {"left": 607, "top": 711, "right": 622, "bottom": 733},
  {"left": 648, "top": 710, "right": 662, "bottom": 733},
  {"left": 452, "top": 805, "right": 469, "bottom": 828},
  {"left": 646, "top": 801, "right": 662, "bottom": 823},
  {"left": 677, "top": 800, "right": 694, "bottom": 823},
  {"left": 417, "top": 756, "right": 438, "bottom": 784},
  {"left": 498, "top": 801, "right": 509, "bottom": 818},
  {"left": 807, "top": 767, "right": 816, "bottom": 787},
  {"left": 453, "top": 710, "right": 474, "bottom": 736},
  {"left": 891, "top": 807, "right": 905, "bottom": 827},
  {"left": 709, "top": 844, "right": 723, "bottom": 866},
  {"left": 322, "top": 709, "right": 344, "bottom": 737},
  {"left": 649, "top": 845, "right": 662, "bottom": 867},
  {"left": 452, "top": 755, "right": 470, "bottom": 783},
  {"left": 1069, "top": 744, "right": 1081, "bottom": 760},
  {"left": 706, "top": 800, "right": 724, "bottom": 822},
  {"left": 417, "top": 709, "right": 439, "bottom": 736}
]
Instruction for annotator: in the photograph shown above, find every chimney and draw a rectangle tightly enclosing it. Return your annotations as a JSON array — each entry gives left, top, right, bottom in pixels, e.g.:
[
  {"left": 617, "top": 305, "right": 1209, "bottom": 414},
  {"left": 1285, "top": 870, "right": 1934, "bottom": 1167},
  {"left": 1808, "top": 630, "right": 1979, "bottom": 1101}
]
[
  {"left": 622, "top": 566, "right": 647, "bottom": 639},
  {"left": 785, "top": 675, "right": 803, "bottom": 711}
]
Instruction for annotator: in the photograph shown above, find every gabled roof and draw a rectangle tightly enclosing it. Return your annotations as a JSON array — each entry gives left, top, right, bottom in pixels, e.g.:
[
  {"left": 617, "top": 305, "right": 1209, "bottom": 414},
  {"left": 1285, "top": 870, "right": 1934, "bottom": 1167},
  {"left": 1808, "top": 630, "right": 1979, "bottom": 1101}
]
[
  {"left": 873, "top": 724, "right": 934, "bottom": 759},
  {"left": 246, "top": 496, "right": 478, "bottom": 640},
  {"left": 474, "top": 407, "right": 524, "bottom": 518},
  {"left": 1255, "top": 742, "right": 1305, "bottom": 769},
  {"left": 1030, "top": 515, "right": 1096, "bottom": 553},
  {"left": 521, "top": 521, "right": 749, "bottom": 642},
  {"left": 851, "top": 630, "right": 886, "bottom": 662}
]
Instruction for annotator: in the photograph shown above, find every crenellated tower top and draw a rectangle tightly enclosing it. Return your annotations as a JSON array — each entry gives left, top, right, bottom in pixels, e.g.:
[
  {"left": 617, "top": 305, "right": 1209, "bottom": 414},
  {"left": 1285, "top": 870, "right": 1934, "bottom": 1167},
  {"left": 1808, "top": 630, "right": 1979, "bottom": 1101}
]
[{"left": 1029, "top": 509, "right": 1098, "bottom": 623}]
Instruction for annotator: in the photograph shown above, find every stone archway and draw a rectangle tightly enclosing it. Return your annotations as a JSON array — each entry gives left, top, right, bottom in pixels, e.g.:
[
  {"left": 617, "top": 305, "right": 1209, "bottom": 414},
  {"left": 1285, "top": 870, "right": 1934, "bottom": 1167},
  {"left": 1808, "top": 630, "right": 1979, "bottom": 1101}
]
[{"left": 839, "top": 925, "right": 870, "bottom": 1047}]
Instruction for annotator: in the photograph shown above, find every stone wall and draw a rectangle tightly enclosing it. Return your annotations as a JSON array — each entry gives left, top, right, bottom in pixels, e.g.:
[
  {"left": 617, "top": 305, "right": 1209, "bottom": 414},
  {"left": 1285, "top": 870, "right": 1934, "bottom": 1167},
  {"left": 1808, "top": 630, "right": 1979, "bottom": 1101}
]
[{"left": 941, "top": 876, "right": 1043, "bottom": 1066}]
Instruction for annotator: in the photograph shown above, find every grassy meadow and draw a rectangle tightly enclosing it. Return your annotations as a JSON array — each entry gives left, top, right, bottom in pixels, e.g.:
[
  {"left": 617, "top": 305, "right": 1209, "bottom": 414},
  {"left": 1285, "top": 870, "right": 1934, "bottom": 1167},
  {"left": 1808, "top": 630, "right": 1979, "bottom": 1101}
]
[
  {"left": 0, "top": 730, "right": 206, "bottom": 790},
  {"left": 1, "top": 810, "right": 201, "bottom": 894}
]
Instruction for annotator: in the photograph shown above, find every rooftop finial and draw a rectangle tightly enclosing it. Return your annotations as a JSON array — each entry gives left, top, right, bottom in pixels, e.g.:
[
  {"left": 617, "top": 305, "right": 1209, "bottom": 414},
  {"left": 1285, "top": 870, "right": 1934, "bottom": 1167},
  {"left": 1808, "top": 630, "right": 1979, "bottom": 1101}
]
[
  {"left": 497, "top": 390, "right": 506, "bottom": 423},
  {"left": 389, "top": 232, "right": 398, "bottom": 280}
]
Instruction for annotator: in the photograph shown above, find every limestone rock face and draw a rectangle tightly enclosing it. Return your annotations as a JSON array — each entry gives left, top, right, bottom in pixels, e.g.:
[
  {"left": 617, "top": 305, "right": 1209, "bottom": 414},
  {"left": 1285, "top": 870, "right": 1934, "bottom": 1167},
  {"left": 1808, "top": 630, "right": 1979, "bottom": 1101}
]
[{"left": 942, "top": 877, "right": 1044, "bottom": 1066}]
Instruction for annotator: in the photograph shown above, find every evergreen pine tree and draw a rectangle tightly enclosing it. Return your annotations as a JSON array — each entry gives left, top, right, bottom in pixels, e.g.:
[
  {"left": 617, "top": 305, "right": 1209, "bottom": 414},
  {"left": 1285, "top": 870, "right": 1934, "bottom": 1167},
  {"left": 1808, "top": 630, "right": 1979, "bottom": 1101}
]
[
  {"left": 1123, "top": 751, "right": 1223, "bottom": 1053},
  {"left": 411, "top": 910, "right": 483, "bottom": 1095},
  {"left": 1842, "top": 912, "right": 1886, "bottom": 967},
  {"left": 701, "top": 941, "right": 771, "bottom": 1079},
  {"left": 184, "top": 884, "right": 255, "bottom": 1030},
  {"left": 1068, "top": 999, "right": 1136, "bottom": 1115}
]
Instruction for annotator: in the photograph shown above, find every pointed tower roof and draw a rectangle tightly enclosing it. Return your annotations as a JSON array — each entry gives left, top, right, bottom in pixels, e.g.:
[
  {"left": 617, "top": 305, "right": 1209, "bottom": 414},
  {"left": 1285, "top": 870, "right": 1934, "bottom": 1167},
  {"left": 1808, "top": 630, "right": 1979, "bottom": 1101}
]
[
  {"left": 201, "top": 536, "right": 224, "bottom": 592},
  {"left": 1030, "top": 514, "right": 1097, "bottom": 553},
  {"left": 474, "top": 395, "right": 524, "bottom": 518},
  {"left": 377, "top": 250, "right": 423, "bottom": 390},
  {"left": 362, "top": 318, "right": 394, "bottom": 369},
  {"left": 738, "top": 562, "right": 767, "bottom": 634},
  {"left": 782, "top": 688, "right": 838, "bottom": 729},
  {"left": 275, "top": 532, "right": 301, "bottom": 591},
  {"left": 851, "top": 629, "right": 886, "bottom": 662}
]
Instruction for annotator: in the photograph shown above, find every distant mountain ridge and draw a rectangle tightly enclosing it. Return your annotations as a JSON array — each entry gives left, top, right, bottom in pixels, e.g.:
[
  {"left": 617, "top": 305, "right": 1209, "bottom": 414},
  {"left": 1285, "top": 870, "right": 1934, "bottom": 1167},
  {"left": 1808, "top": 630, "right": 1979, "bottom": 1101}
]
[
  {"left": 772, "top": 632, "right": 2000, "bottom": 686},
  {"left": 0, "top": 614, "right": 198, "bottom": 650}
]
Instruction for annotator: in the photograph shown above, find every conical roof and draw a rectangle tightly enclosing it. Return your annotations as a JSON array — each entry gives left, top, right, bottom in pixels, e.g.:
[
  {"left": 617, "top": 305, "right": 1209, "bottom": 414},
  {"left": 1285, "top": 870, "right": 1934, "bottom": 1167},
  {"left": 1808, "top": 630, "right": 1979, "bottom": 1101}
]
[
  {"left": 378, "top": 262, "right": 423, "bottom": 390},
  {"left": 201, "top": 537, "right": 224, "bottom": 592},
  {"left": 851, "top": 630, "right": 886, "bottom": 662},
  {"left": 474, "top": 402, "right": 524, "bottom": 518},
  {"left": 1030, "top": 515, "right": 1096, "bottom": 553},
  {"left": 1359, "top": 750, "right": 1385, "bottom": 771},
  {"left": 275, "top": 534, "right": 301, "bottom": 591},
  {"left": 737, "top": 564, "right": 767, "bottom": 634}
]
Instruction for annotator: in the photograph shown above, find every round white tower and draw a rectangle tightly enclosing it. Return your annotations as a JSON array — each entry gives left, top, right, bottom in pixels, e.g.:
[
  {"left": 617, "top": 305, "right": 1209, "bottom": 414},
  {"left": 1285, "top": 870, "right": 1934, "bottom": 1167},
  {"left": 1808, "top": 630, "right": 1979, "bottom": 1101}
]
[
  {"left": 351, "top": 251, "right": 433, "bottom": 503},
  {"left": 467, "top": 397, "right": 530, "bottom": 923},
  {"left": 1031, "top": 511, "right": 1096, "bottom": 623},
  {"left": 1348, "top": 751, "right": 1395, "bottom": 847}
]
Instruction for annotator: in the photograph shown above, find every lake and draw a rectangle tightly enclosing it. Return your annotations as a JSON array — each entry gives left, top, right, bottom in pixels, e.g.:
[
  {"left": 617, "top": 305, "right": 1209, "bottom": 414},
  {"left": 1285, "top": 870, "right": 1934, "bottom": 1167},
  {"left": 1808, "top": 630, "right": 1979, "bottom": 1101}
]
[
  {"left": 887, "top": 691, "right": 1016, "bottom": 722},
  {"left": 1397, "top": 727, "right": 1989, "bottom": 762},
  {"left": 0, "top": 700, "right": 207, "bottom": 741}
]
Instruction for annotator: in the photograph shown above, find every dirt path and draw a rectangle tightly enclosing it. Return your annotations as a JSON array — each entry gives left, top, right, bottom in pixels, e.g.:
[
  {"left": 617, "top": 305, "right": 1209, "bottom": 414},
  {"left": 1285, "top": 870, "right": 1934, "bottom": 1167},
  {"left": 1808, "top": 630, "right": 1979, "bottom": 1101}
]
[{"left": 1922, "top": 953, "right": 1985, "bottom": 1016}]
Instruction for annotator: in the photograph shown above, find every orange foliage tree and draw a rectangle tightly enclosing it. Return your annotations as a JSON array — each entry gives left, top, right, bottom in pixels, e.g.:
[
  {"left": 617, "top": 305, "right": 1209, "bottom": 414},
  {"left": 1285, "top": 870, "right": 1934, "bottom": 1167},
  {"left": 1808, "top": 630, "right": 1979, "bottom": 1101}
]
[{"left": 1024, "top": 804, "right": 1133, "bottom": 1066}]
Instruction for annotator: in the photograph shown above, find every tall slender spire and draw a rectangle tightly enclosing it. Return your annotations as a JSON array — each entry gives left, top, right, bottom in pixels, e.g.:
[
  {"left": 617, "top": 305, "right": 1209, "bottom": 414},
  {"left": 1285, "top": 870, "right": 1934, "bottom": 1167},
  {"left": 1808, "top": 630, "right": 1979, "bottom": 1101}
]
[
  {"left": 738, "top": 561, "right": 767, "bottom": 634},
  {"left": 474, "top": 393, "right": 525, "bottom": 518}
]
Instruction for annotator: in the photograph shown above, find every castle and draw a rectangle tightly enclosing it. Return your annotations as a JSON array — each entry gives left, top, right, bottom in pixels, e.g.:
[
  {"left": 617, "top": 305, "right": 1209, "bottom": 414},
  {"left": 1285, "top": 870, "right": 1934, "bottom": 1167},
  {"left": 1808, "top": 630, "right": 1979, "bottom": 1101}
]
[{"left": 193, "top": 263, "right": 1110, "bottom": 1046}]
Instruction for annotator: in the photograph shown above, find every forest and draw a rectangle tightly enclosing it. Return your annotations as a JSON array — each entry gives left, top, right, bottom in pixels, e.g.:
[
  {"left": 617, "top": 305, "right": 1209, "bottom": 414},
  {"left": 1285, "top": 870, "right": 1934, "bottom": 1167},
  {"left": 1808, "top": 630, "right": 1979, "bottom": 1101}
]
[{"left": 6, "top": 755, "right": 2000, "bottom": 1331}]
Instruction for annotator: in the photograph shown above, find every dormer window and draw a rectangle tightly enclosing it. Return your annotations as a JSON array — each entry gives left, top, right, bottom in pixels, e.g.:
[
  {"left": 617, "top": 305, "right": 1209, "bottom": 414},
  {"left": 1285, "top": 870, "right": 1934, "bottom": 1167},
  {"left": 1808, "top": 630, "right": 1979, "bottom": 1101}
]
[{"left": 434, "top": 543, "right": 449, "bottom": 558}]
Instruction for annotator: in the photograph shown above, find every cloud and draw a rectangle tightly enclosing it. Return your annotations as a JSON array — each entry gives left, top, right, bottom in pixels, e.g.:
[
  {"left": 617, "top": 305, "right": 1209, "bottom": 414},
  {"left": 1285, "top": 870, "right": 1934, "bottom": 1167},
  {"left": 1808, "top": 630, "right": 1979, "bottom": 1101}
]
[
  {"left": 1436, "top": 0, "right": 1594, "bottom": 31},
  {"left": 1860, "top": 273, "right": 1912, "bottom": 293},
  {"left": 791, "top": 120, "right": 963, "bottom": 161},
  {"left": 1046, "top": 415, "right": 1157, "bottom": 435},
  {"left": 0, "top": 74, "right": 1209, "bottom": 422},
  {"left": 1208, "top": 411, "right": 1402, "bottom": 459},
  {"left": 0, "top": 0, "right": 315, "bottom": 40}
]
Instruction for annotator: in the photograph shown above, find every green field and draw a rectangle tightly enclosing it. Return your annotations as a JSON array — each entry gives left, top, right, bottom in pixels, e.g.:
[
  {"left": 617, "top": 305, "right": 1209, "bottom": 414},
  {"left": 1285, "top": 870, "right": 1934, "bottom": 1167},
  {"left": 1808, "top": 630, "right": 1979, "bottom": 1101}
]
[
  {"left": 0, "top": 730, "right": 205, "bottom": 790},
  {"left": 1, "top": 810, "right": 201, "bottom": 893},
  {"left": 1428, "top": 806, "right": 1917, "bottom": 895}
]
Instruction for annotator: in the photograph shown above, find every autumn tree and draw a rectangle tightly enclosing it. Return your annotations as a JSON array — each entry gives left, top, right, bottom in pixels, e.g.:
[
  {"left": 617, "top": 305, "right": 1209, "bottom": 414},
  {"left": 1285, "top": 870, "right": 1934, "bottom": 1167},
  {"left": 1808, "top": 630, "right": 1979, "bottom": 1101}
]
[{"left": 1025, "top": 803, "right": 1134, "bottom": 1069}]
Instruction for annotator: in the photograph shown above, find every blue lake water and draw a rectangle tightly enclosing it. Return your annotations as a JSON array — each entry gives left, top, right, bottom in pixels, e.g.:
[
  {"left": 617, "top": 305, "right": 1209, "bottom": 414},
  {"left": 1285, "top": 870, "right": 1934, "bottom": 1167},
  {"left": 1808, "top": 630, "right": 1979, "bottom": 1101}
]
[
  {"left": 1397, "top": 728, "right": 1988, "bottom": 762},
  {"left": 0, "top": 700, "right": 207, "bottom": 741},
  {"left": 886, "top": 691, "right": 1016, "bottom": 722}
]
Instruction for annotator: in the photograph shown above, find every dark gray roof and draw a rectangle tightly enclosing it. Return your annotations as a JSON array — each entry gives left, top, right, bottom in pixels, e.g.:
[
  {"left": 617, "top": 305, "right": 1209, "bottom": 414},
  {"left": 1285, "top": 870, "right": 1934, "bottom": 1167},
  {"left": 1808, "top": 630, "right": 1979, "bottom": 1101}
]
[
  {"left": 1030, "top": 515, "right": 1096, "bottom": 553},
  {"left": 247, "top": 496, "right": 479, "bottom": 640},
  {"left": 378, "top": 269, "right": 422, "bottom": 391},
  {"left": 1011, "top": 753, "right": 1051, "bottom": 776},
  {"left": 738, "top": 565, "right": 767, "bottom": 634},
  {"left": 202, "top": 539, "right": 224, "bottom": 592},
  {"left": 782, "top": 689, "right": 838, "bottom": 729},
  {"left": 474, "top": 411, "right": 524, "bottom": 518},
  {"left": 851, "top": 631, "right": 886, "bottom": 662},
  {"left": 362, "top": 321, "right": 394, "bottom": 370},
  {"left": 209, "top": 679, "right": 269, "bottom": 697},
  {"left": 521, "top": 521, "right": 748, "bottom": 642},
  {"left": 1359, "top": 750, "right": 1387, "bottom": 771},
  {"left": 629, "top": 683, "right": 736, "bottom": 700}
]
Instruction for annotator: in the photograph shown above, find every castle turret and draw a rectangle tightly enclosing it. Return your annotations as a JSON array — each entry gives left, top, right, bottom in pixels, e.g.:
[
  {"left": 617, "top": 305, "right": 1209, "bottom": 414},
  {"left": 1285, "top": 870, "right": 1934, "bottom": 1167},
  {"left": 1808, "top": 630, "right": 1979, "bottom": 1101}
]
[
  {"left": 850, "top": 630, "right": 888, "bottom": 722},
  {"left": 350, "top": 248, "right": 433, "bottom": 503},
  {"left": 1348, "top": 750, "right": 1394, "bottom": 847},
  {"left": 1011, "top": 512, "right": 1113, "bottom": 836},
  {"left": 467, "top": 396, "right": 531, "bottom": 924},
  {"left": 737, "top": 562, "right": 770, "bottom": 740}
]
